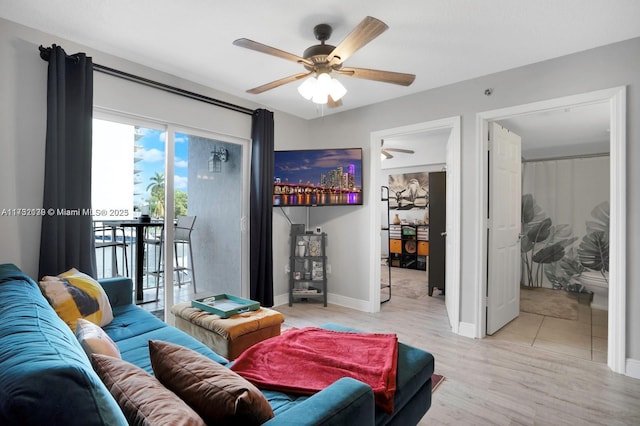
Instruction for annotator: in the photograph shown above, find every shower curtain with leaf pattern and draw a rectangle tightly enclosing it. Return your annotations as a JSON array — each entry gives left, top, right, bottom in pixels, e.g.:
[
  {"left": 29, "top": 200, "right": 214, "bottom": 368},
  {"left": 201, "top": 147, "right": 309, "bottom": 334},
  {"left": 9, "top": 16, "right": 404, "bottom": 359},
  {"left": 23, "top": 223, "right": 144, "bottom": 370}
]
[{"left": 520, "top": 155, "right": 609, "bottom": 290}]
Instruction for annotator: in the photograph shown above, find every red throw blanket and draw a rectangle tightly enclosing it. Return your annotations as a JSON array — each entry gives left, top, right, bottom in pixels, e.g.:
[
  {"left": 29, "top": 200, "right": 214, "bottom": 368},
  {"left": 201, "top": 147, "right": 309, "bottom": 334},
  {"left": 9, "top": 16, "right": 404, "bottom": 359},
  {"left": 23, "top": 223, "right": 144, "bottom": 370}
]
[{"left": 230, "top": 327, "right": 398, "bottom": 413}]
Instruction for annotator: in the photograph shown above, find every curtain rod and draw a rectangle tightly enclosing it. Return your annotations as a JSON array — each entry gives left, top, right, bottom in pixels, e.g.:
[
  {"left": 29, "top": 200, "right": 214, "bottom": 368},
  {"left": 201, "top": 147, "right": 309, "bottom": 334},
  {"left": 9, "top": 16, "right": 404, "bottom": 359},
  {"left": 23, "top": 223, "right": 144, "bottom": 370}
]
[
  {"left": 40, "top": 45, "right": 254, "bottom": 116},
  {"left": 93, "top": 63, "right": 254, "bottom": 116}
]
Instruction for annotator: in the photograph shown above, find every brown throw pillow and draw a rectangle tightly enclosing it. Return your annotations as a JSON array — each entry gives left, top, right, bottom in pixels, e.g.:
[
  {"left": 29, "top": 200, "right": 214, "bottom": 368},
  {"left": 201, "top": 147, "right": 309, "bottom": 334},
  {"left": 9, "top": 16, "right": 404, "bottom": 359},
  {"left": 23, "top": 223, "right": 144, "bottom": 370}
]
[
  {"left": 91, "top": 353, "right": 205, "bottom": 426},
  {"left": 148, "top": 340, "right": 274, "bottom": 425}
]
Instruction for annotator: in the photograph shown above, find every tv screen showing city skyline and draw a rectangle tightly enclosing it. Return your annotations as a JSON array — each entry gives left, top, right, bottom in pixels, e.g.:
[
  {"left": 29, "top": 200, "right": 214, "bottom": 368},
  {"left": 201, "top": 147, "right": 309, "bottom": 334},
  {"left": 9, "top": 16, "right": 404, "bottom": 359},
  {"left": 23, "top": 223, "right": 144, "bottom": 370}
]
[{"left": 273, "top": 148, "right": 363, "bottom": 206}]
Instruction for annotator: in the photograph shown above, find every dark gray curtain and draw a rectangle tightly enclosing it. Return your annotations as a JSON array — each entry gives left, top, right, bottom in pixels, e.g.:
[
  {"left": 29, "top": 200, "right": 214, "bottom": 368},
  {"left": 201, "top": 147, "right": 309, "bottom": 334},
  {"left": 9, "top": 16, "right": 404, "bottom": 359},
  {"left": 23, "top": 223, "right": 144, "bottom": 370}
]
[
  {"left": 38, "top": 45, "right": 97, "bottom": 279},
  {"left": 249, "top": 109, "right": 274, "bottom": 306}
]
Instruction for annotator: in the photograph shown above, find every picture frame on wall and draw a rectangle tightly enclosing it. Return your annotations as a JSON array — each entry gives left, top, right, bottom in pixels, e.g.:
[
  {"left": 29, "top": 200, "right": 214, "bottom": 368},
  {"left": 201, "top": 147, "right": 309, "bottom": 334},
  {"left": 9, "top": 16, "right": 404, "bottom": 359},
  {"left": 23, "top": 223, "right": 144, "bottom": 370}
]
[{"left": 388, "top": 172, "right": 429, "bottom": 210}]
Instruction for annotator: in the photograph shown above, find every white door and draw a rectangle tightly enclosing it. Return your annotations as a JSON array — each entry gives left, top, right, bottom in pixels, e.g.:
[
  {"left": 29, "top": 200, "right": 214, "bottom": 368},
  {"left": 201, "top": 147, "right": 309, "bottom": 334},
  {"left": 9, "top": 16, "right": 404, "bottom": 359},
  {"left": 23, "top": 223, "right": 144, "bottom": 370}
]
[
  {"left": 444, "top": 128, "right": 457, "bottom": 330},
  {"left": 487, "top": 123, "right": 522, "bottom": 335}
]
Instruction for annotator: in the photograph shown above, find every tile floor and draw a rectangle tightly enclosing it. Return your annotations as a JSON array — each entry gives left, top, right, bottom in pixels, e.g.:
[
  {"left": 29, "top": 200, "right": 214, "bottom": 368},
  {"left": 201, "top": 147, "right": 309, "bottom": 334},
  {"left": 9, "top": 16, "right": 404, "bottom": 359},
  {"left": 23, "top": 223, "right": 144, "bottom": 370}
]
[{"left": 489, "top": 297, "right": 608, "bottom": 363}]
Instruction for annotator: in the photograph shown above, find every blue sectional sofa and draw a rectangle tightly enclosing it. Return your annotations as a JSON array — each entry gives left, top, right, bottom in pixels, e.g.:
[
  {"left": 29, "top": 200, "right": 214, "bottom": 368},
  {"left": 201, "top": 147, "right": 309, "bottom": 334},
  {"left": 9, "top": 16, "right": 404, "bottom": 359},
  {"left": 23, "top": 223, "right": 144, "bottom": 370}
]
[{"left": 0, "top": 263, "right": 433, "bottom": 425}]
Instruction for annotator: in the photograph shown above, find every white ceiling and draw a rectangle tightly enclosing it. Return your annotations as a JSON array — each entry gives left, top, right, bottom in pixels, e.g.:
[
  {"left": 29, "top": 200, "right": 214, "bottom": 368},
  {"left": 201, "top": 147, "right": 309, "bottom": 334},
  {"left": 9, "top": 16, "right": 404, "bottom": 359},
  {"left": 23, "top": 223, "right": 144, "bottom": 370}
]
[
  {"left": 382, "top": 129, "right": 450, "bottom": 170},
  {"left": 498, "top": 102, "right": 611, "bottom": 160},
  {"left": 1, "top": 0, "right": 639, "bottom": 121}
]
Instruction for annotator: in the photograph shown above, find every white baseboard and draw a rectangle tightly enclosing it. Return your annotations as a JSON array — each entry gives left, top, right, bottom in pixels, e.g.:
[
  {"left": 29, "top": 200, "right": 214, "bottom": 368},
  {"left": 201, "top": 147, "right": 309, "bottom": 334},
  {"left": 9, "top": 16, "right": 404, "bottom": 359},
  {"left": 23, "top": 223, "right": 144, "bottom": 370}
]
[
  {"left": 272, "top": 293, "right": 289, "bottom": 308},
  {"left": 457, "top": 321, "right": 477, "bottom": 338},
  {"left": 625, "top": 358, "right": 640, "bottom": 379},
  {"left": 272, "top": 292, "right": 369, "bottom": 312},
  {"left": 327, "top": 293, "right": 371, "bottom": 312}
]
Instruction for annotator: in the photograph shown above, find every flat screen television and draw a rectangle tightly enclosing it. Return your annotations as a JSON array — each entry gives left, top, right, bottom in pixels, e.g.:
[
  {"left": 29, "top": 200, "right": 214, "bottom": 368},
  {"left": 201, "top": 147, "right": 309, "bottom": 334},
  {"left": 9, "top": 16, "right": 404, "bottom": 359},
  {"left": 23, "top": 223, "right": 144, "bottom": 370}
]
[{"left": 273, "top": 148, "right": 363, "bottom": 207}]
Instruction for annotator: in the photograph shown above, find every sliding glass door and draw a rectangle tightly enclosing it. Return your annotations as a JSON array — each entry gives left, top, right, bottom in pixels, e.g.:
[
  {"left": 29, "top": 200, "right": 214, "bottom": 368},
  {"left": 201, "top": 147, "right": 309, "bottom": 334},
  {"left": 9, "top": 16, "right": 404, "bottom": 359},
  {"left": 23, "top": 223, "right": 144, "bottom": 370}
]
[{"left": 93, "top": 112, "right": 250, "bottom": 310}]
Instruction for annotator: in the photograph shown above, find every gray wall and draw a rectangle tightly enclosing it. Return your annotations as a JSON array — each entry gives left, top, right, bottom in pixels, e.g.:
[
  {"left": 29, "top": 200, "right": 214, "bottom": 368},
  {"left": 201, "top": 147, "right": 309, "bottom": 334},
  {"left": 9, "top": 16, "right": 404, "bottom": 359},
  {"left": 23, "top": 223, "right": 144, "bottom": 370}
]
[{"left": 1, "top": 16, "right": 639, "bottom": 363}]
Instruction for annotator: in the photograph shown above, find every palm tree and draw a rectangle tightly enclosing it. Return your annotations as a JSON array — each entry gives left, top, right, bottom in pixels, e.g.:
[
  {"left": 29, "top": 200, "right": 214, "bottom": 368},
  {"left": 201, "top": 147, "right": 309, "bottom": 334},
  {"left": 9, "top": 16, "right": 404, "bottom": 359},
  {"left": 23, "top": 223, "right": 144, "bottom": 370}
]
[{"left": 146, "top": 172, "right": 165, "bottom": 218}]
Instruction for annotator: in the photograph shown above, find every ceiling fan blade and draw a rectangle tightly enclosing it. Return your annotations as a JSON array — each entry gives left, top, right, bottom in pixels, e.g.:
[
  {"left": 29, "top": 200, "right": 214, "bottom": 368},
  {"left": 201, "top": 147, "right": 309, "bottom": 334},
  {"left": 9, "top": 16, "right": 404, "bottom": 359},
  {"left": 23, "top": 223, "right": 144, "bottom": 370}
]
[
  {"left": 326, "top": 16, "right": 388, "bottom": 65},
  {"left": 233, "top": 38, "right": 313, "bottom": 67},
  {"left": 381, "top": 149, "right": 393, "bottom": 159},
  {"left": 246, "top": 72, "right": 312, "bottom": 94},
  {"left": 337, "top": 67, "right": 415, "bottom": 86},
  {"left": 328, "top": 95, "right": 343, "bottom": 108},
  {"left": 385, "top": 148, "right": 415, "bottom": 154}
]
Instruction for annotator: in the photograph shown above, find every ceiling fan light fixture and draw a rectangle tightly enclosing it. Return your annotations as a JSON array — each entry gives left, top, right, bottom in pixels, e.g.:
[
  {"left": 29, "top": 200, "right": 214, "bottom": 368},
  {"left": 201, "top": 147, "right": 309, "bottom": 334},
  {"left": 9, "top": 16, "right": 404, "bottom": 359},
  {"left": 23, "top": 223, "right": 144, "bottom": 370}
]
[
  {"left": 313, "top": 73, "right": 332, "bottom": 104},
  {"left": 297, "top": 77, "right": 317, "bottom": 100},
  {"left": 298, "top": 72, "right": 346, "bottom": 105},
  {"left": 316, "top": 72, "right": 332, "bottom": 87},
  {"left": 329, "top": 77, "right": 347, "bottom": 102},
  {"left": 312, "top": 92, "right": 328, "bottom": 104}
]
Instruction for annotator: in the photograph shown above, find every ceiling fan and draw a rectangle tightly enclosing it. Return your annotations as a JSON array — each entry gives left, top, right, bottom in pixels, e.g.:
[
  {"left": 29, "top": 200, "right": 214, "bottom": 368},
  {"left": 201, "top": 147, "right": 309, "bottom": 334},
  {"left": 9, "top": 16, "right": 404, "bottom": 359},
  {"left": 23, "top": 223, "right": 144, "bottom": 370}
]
[
  {"left": 381, "top": 139, "right": 415, "bottom": 160},
  {"left": 233, "top": 16, "right": 415, "bottom": 106}
]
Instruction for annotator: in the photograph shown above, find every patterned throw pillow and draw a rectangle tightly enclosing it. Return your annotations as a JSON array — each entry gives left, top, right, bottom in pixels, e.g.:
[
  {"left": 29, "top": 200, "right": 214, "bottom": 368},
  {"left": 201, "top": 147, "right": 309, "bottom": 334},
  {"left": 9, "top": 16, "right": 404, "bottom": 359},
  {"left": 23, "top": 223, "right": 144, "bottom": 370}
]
[
  {"left": 39, "top": 268, "right": 113, "bottom": 331},
  {"left": 75, "top": 318, "right": 121, "bottom": 359}
]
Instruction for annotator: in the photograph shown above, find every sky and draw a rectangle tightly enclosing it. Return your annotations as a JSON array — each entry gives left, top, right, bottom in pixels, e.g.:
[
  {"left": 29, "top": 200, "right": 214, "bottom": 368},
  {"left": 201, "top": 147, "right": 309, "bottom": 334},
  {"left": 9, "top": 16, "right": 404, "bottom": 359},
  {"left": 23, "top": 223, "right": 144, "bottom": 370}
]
[
  {"left": 135, "top": 127, "right": 189, "bottom": 201},
  {"left": 93, "top": 119, "right": 190, "bottom": 212}
]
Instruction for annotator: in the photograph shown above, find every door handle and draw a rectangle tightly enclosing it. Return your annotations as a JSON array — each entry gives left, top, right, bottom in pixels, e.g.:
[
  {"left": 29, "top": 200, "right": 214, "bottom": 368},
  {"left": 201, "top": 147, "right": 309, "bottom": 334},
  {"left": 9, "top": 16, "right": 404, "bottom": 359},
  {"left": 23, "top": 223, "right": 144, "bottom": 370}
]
[{"left": 441, "top": 232, "right": 447, "bottom": 237}]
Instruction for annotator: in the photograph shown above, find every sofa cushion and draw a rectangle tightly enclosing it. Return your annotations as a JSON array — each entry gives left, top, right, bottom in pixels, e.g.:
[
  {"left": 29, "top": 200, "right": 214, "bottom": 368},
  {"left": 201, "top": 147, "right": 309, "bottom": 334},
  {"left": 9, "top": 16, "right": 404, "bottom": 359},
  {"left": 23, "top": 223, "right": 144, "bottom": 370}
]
[
  {"left": 0, "top": 265, "right": 127, "bottom": 425},
  {"left": 103, "top": 305, "right": 166, "bottom": 343},
  {"left": 39, "top": 268, "right": 113, "bottom": 331},
  {"left": 103, "top": 308, "right": 228, "bottom": 374},
  {"left": 149, "top": 340, "right": 274, "bottom": 425},
  {"left": 91, "top": 354, "right": 205, "bottom": 426},
  {"left": 76, "top": 318, "right": 121, "bottom": 358}
]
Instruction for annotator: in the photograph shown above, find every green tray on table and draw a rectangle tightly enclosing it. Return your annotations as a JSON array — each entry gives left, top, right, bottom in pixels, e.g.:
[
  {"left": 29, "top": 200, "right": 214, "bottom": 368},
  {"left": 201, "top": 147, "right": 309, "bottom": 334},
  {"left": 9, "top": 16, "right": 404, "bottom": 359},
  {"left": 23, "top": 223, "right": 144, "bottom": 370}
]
[{"left": 191, "top": 294, "right": 260, "bottom": 318}]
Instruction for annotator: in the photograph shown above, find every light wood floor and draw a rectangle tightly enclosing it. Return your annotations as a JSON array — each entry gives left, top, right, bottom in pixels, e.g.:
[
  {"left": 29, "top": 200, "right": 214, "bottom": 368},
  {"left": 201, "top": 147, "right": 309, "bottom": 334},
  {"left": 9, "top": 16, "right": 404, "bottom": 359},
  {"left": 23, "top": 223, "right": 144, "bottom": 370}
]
[
  {"left": 277, "top": 296, "right": 640, "bottom": 425},
  {"left": 142, "top": 279, "right": 640, "bottom": 425}
]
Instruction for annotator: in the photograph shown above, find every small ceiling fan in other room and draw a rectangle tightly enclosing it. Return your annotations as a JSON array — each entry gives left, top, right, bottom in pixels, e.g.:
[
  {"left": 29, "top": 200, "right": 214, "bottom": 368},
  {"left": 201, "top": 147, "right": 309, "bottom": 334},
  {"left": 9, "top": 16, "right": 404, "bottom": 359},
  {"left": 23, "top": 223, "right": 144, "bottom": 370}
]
[
  {"left": 233, "top": 16, "right": 415, "bottom": 106},
  {"left": 381, "top": 139, "right": 415, "bottom": 160}
]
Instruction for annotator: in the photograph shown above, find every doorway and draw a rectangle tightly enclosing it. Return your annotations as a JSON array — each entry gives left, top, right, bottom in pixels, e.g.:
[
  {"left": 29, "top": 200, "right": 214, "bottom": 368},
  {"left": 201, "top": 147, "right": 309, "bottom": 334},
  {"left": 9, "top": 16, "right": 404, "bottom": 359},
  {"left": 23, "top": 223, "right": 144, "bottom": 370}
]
[
  {"left": 369, "top": 116, "right": 461, "bottom": 333},
  {"left": 381, "top": 135, "right": 447, "bottom": 302},
  {"left": 491, "top": 106, "right": 611, "bottom": 363},
  {"left": 476, "top": 87, "right": 626, "bottom": 374}
]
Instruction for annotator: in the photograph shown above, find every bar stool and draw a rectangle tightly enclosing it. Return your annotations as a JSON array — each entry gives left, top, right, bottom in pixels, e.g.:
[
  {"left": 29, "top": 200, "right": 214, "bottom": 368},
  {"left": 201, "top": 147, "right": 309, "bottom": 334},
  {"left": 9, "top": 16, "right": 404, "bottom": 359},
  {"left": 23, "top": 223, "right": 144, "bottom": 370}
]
[
  {"left": 174, "top": 216, "right": 197, "bottom": 293},
  {"left": 147, "top": 216, "right": 197, "bottom": 299},
  {"left": 94, "top": 222, "right": 129, "bottom": 278},
  {"left": 144, "top": 225, "right": 164, "bottom": 293}
]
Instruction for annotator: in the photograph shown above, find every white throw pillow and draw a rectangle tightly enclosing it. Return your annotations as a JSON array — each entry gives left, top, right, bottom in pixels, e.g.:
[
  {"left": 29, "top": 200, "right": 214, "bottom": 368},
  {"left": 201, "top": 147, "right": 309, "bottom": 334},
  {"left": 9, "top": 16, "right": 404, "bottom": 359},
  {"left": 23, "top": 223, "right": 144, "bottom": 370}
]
[{"left": 75, "top": 318, "right": 121, "bottom": 359}]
